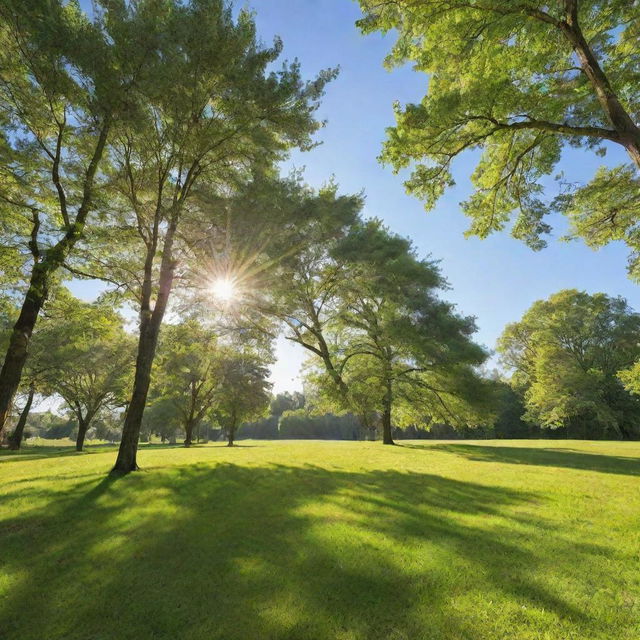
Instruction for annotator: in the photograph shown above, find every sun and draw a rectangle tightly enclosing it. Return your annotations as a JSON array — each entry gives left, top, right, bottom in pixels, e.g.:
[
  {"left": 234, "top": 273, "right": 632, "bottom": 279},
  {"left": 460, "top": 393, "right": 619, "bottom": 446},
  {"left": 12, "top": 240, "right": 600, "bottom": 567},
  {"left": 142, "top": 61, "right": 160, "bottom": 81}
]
[{"left": 210, "top": 277, "right": 237, "bottom": 302}]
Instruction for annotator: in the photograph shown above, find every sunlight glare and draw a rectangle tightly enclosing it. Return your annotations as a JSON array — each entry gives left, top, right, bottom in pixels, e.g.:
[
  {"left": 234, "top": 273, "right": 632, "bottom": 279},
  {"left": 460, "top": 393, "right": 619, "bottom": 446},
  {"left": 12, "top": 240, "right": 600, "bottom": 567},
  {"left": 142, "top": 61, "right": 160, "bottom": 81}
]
[{"left": 211, "top": 277, "right": 236, "bottom": 302}]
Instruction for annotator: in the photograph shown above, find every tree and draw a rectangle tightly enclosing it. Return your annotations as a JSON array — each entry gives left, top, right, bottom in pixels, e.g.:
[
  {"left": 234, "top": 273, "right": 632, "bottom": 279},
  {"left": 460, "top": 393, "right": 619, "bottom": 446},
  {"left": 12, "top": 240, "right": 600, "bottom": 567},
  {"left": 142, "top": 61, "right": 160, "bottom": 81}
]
[
  {"left": 270, "top": 392, "right": 305, "bottom": 418},
  {"left": 491, "top": 380, "right": 532, "bottom": 440},
  {"left": 152, "top": 319, "right": 221, "bottom": 447},
  {"left": 310, "top": 221, "right": 493, "bottom": 444},
  {"left": 96, "top": 0, "right": 334, "bottom": 473},
  {"left": 278, "top": 409, "right": 362, "bottom": 440},
  {"left": 356, "top": 1, "right": 640, "bottom": 268},
  {"left": 497, "top": 289, "right": 640, "bottom": 439},
  {"left": 33, "top": 291, "right": 133, "bottom": 451},
  {"left": 6, "top": 381, "right": 35, "bottom": 450},
  {"left": 216, "top": 350, "right": 271, "bottom": 447},
  {"left": 0, "top": 0, "right": 144, "bottom": 434},
  {"left": 139, "top": 396, "right": 180, "bottom": 444},
  {"left": 261, "top": 183, "right": 364, "bottom": 405}
]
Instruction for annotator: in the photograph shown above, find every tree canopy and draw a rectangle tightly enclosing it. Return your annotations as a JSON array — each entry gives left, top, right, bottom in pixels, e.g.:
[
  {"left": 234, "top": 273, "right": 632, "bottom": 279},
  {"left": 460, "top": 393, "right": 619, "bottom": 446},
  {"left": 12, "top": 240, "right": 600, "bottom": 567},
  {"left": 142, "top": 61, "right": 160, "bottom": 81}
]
[
  {"left": 0, "top": 0, "right": 137, "bottom": 432},
  {"left": 356, "top": 0, "right": 640, "bottom": 272},
  {"left": 300, "top": 220, "right": 493, "bottom": 444},
  {"left": 498, "top": 289, "right": 640, "bottom": 438}
]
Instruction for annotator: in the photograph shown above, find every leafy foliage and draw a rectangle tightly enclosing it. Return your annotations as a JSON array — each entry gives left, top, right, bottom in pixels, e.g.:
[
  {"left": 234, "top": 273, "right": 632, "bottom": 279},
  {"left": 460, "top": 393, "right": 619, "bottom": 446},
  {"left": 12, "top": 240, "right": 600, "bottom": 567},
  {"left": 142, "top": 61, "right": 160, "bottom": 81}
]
[
  {"left": 215, "top": 349, "right": 272, "bottom": 446},
  {"left": 356, "top": 1, "right": 640, "bottom": 264},
  {"left": 305, "top": 220, "right": 494, "bottom": 442},
  {"left": 32, "top": 289, "right": 133, "bottom": 450},
  {"left": 151, "top": 319, "right": 221, "bottom": 446},
  {"left": 498, "top": 289, "right": 640, "bottom": 437}
]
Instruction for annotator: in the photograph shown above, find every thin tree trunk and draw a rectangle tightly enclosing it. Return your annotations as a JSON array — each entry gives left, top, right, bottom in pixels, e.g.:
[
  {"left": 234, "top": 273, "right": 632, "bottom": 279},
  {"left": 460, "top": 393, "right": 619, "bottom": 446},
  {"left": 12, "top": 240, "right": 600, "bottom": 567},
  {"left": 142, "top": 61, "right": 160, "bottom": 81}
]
[
  {"left": 382, "top": 406, "right": 394, "bottom": 445},
  {"left": 8, "top": 383, "right": 35, "bottom": 450},
  {"left": 76, "top": 417, "right": 88, "bottom": 452},
  {"left": 112, "top": 223, "right": 177, "bottom": 473},
  {"left": 112, "top": 315, "right": 163, "bottom": 470},
  {"left": 184, "top": 419, "right": 195, "bottom": 447},
  {"left": 227, "top": 413, "right": 237, "bottom": 447}
]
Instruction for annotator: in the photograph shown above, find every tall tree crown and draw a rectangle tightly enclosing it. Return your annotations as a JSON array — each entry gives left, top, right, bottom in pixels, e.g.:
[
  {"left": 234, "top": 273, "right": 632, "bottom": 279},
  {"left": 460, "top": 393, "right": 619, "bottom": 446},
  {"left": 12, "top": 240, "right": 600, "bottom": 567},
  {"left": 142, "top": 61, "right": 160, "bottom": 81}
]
[{"left": 357, "top": 1, "right": 640, "bottom": 269}]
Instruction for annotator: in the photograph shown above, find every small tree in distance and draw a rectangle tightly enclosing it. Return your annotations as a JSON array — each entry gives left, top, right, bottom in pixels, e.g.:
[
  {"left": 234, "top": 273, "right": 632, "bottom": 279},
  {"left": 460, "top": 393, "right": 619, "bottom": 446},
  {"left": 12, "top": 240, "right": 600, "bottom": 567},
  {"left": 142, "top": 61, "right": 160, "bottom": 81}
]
[
  {"left": 216, "top": 351, "right": 272, "bottom": 447},
  {"left": 33, "top": 290, "right": 134, "bottom": 451},
  {"left": 152, "top": 319, "right": 221, "bottom": 448}
]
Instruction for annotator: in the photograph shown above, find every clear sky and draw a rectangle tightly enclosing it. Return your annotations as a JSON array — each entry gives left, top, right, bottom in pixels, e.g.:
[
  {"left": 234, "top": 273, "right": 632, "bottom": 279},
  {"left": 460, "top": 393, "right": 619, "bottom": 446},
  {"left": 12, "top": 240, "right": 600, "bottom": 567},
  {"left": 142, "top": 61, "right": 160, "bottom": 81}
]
[{"left": 74, "top": 0, "right": 640, "bottom": 393}]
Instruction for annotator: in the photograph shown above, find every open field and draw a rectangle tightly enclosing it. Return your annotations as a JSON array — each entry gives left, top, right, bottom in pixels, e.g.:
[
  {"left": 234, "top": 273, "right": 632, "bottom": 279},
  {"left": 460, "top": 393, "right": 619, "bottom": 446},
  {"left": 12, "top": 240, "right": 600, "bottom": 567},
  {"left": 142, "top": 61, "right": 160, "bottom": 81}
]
[{"left": 1, "top": 439, "right": 639, "bottom": 640}]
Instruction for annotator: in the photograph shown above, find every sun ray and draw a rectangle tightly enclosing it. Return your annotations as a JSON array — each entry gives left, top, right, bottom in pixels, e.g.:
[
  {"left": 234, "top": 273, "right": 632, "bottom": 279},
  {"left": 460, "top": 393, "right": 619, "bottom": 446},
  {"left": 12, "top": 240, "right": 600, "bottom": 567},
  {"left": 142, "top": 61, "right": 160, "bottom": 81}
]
[{"left": 210, "top": 277, "right": 236, "bottom": 302}]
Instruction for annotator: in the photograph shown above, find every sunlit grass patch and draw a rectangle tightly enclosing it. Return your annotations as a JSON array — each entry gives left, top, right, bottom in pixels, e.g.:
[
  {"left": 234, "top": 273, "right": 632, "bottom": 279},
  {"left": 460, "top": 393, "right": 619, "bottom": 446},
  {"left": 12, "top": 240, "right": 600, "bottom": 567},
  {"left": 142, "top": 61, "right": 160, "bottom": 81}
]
[{"left": 1, "top": 439, "right": 639, "bottom": 640}]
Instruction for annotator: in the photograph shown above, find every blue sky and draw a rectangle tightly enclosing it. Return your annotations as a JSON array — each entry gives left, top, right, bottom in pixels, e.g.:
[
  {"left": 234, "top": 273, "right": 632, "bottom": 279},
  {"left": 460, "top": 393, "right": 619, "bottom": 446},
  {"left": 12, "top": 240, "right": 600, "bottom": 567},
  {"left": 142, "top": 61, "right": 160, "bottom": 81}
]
[{"left": 74, "top": 0, "right": 640, "bottom": 392}]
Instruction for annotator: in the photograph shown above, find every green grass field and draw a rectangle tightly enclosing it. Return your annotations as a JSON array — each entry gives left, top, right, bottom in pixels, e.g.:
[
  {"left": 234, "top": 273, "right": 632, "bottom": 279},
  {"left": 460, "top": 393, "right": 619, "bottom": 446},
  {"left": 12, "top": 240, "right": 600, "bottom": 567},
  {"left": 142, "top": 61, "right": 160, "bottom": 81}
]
[{"left": 1, "top": 440, "right": 638, "bottom": 640}]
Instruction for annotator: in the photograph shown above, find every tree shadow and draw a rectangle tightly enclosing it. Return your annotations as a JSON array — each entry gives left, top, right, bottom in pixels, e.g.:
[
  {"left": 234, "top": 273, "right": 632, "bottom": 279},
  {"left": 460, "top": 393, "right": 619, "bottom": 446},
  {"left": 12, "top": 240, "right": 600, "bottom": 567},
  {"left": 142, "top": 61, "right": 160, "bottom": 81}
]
[
  {"left": 409, "top": 443, "right": 640, "bottom": 477},
  {"left": 0, "top": 462, "right": 625, "bottom": 639},
  {"left": 0, "top": 444, "right": 119, "bottom": 464}
]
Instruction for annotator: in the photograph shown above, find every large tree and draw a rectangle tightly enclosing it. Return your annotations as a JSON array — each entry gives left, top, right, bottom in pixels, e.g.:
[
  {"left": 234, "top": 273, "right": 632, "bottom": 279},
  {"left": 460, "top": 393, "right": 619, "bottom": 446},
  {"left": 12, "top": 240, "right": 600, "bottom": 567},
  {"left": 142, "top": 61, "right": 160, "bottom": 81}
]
[
  {"left": 497, "top": 289, "right": 640, "bottom": 439},
  {"left": 309, "top": 221, "right": 492, "bottom": 444},
  {"left": 0, "top": 0, "right": 144, "bottom": 435},
  {"left": 257, "top": 182, "right": 364, "bottom": 402},
  {"left": 87, "top": 1, "right": 335, "bottom": 473},
  {"left": 356, "top": 1, "right": 640, "bottom": 268},
  {"left": 185, "top": 175, "right": 362, "bottom": 411}
]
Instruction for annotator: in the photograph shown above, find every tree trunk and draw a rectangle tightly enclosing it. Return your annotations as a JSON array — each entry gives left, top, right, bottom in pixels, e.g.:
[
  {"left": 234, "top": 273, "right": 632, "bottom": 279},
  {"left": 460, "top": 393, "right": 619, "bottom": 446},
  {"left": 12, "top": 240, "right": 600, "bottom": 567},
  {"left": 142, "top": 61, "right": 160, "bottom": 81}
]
[
  {"left": 0, "top": 267, "right": 48, "bottom": 436},
  {"left": 560, "top": 10, "right": 640, "bottom": 168},
  {"left": 112, "top": 315, "right": 162, "bottom": 471},
  {"left": 76, "top": 417, "right": 88, "bottom": 452},
  {"left": 112, "top": 224, "right": 177, "bottom": 474},
  {"left": 227, "top": 414, "right": 237, "bottom": 447},
  {"left": 0, "top": 122, "right": 109, "bottom": 437},
  {"left": 184, "top": 419, "right": 195, "bottom": 447},
  {"left": 8, "top": 383, "right": 35, "bottom": 450},
  {"left": 382, "top": 406, "right": 394, "bottom": 445}
]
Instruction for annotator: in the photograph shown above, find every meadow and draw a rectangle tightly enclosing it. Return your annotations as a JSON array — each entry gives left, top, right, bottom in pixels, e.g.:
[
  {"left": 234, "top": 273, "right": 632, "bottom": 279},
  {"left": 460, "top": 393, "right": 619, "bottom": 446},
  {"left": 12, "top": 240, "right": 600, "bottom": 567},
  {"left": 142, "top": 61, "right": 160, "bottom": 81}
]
[{"left": 1, "top": 439, "right": 638, "bottom": 640}]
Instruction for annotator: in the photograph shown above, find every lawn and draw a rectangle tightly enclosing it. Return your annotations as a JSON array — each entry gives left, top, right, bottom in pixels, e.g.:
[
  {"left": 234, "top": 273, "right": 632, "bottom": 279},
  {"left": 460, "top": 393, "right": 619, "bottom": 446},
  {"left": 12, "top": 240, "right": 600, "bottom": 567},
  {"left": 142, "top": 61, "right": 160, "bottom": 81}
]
[{"left": 0, "top": 440, "right": 638, "bottom": 640}]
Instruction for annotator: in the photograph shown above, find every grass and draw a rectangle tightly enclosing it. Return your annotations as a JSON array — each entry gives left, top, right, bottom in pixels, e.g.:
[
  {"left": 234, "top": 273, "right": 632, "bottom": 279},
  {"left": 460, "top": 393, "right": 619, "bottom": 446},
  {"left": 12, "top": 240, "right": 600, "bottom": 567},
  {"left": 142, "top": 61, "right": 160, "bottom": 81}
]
[{"left": 0, "top": 440, "right": 639, "bottom": 640}]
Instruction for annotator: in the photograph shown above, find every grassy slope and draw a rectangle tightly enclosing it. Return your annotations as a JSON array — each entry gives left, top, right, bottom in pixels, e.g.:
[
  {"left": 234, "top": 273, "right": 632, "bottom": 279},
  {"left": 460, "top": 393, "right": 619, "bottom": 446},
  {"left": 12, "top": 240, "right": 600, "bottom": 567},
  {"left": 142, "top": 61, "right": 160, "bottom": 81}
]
[{"left": 0, "top": 440, "right": 638, "bottom": 640}]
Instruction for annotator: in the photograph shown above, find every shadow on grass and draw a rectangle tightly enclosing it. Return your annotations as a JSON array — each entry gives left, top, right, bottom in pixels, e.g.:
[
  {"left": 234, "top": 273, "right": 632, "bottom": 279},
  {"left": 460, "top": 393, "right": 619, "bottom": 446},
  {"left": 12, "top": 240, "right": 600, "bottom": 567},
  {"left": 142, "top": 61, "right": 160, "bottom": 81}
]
[
  {"left": 0, "top": 462, "right": 618, "bottom": 640},
  {"left": 0, "top": 442, "right": 202, "bottom": 464},
  {"left": 0, "top": 444, "right": 119, "bottom": 464},
  {"left": 405, "top": 443, "right": 640, "bottom": 477}
]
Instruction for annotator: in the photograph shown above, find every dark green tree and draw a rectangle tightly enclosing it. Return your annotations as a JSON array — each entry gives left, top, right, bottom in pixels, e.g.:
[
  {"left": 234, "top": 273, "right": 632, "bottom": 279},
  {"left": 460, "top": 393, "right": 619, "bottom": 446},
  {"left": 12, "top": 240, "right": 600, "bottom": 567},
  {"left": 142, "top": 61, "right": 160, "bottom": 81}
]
[{"left": 270, "top": 392, "right": 305, "bottom": 418}]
